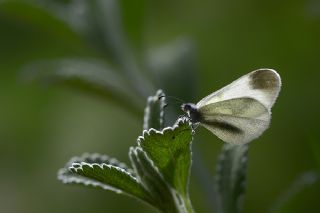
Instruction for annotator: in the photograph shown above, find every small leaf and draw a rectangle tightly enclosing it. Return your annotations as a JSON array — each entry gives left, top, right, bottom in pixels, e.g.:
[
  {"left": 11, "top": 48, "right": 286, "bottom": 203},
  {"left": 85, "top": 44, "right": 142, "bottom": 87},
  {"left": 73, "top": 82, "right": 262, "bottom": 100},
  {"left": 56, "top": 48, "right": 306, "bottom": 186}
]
[
  {"left": 139, "top": 119, "right": 193, "bottom": 195},
  {"left": 215, "top": 144, "right": 249, "bottom": 213},
  {"left": 23, "top": 58, "right": 144, "bottom": 116},
  {"left": 143, "top": 89, "right": 166, "bottom": 131},
  {"left": 58, "top": 153, "right": 155, "bottom": 206},
  {"left": 138, "top": 118, "right": 194, "bottom": 212},
  {"left": 60, "top": 152, "right": 134, "bottom": 174},
  {"left": 129, "top": 147, "right": 179, "bottom": 212}
]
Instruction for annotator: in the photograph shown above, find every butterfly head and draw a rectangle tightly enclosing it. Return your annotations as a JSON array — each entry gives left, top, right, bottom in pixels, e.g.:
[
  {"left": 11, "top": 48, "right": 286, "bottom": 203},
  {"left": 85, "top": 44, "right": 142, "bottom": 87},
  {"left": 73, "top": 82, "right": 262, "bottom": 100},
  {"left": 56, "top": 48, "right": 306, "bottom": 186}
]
[{"left": 181, "top": 103, "right": 201, "bottom": 123}]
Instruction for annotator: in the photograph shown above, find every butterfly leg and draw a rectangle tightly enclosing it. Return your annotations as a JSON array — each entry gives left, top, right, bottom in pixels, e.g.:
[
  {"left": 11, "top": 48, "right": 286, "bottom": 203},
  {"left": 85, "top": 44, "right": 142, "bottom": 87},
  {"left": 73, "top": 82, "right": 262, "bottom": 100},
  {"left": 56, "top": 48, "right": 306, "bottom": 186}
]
[{"left": 191, "top": 122, "right": 200, "bottom": 130}]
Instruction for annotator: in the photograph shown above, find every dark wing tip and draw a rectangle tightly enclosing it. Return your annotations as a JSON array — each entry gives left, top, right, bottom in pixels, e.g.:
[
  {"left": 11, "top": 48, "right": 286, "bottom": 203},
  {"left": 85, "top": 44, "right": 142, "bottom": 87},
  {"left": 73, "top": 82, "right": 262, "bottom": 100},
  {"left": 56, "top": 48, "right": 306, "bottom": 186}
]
[{"left": 249, "top": 69, "right": 281, "bottom": 90}]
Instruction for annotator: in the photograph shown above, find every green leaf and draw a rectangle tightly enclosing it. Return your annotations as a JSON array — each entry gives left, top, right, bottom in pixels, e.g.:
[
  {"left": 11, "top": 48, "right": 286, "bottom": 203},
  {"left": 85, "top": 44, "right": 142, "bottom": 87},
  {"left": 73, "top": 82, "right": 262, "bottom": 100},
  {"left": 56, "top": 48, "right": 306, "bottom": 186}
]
[
  {"left": 58, "top": 153, "right": 155, "bottom": 207},
  {"left": 215, "top": 144, "right": 249, "bottom": 213},
  {"left": 129, "top": 147, "right": 180, "bottom": 212},
  {"left": 86, "top": 0, "right": 154, "bottom": 97},
  {"left": 23, "top": 58, "right": 144, "bottom": 116},
  {"left": 59, "top": 152, "right": 134, "bottom": 173},
  {"left": 138, "top": 118, "right": 194, "bottom": 212},
  {"left": 143, "top": 89, "right": 166, "bottom": 131}
]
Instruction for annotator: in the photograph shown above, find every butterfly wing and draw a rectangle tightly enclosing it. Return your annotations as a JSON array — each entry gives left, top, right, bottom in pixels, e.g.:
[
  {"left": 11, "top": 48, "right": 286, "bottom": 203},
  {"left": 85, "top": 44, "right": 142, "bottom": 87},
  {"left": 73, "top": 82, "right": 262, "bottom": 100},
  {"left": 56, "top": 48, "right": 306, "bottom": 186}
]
[
  {"left": 198, "top": 98, "right": 270, "bottom": 144},
  {"left": 196, "top": 69, "right": 281, "bottom": 144},
  {"left": 196, "top": 69, "right": 281, "bottom": 110}
]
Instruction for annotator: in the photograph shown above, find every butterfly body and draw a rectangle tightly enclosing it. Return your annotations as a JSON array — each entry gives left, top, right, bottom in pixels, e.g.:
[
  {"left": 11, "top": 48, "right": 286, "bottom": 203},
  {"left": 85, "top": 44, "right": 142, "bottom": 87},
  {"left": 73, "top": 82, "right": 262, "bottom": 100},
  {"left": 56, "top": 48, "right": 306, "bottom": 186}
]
[
  {"left": 181, "top": 69, "right": 281, "bottom": 145},
  {"left": 181, "top": 103, "right": 202, "bottom": 123}
]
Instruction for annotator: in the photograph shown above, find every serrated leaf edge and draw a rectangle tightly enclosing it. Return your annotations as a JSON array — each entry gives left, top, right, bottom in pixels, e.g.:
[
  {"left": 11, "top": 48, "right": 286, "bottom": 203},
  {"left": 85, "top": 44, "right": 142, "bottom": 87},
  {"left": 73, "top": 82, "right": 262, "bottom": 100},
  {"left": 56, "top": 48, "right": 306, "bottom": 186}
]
[
  {"left": 57, "top": 168, "right": 122, "bottom": 193},
  {"left": 139, "top": 117, "right": 192, "bottom": 144},
  {"left": 215, "top": 144, "right": 249, "bottom": 213},
  {"left": 63, "top": 152, "right": 135, "bottom": 175},
  {"left": 130, "top": 147, "right": 182, "bottom": 212},
  {"left": 60, "top": 162, "right": 139, "bottom": 194},
  {"left": 129, "top": 147, "right": 167, "bottom": 183},
  {"left": 143, "top": 89, "right": 166, "bottom": 130}
]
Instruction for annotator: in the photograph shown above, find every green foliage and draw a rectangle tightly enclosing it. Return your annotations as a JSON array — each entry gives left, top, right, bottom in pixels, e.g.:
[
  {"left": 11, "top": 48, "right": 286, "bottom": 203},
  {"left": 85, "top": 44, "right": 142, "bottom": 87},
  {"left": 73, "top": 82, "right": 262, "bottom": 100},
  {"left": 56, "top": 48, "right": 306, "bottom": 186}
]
[
  {"left": 57, "top": 89, "right": 254, "bottom": 213},
  {"left": 129, "top": 146, "right": 179, "bottom": 212},
  {"left": 138, "top": 120, "right": 194, "bottom": 212},
  {"left": 58, "top": 153, "right": 154, "bottom": 206},
  {"left": 6, "top": 0, "right": 199, "bottom": 122},
  {"left": 23, "top": 58, "right": 144, "bottom": 116},
  {"left": 215, "top": 144, "right": 249, "bottom": 213},
  {"left": 139, "top": 122, "right": 193, "bottom": 199},
  {"left": 0, "top": 0, "right": 319, "bottom": 212},
  {"left": 2, "top": 0, "right": 314, "bottom": 212},
  {"left": 58, "top": 91, "right": 195, "bottom": 213},
  {"left": 143, "top": 89, "right": 166, "bottom": 130}
]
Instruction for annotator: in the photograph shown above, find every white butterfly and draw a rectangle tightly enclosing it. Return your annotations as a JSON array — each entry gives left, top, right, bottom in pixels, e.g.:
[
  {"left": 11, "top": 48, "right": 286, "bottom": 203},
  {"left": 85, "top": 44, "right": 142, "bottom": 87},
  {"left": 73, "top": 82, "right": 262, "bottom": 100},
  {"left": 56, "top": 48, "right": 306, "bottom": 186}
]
[{"left": 181, "top": 69, "right": 281, "bottom": 145}]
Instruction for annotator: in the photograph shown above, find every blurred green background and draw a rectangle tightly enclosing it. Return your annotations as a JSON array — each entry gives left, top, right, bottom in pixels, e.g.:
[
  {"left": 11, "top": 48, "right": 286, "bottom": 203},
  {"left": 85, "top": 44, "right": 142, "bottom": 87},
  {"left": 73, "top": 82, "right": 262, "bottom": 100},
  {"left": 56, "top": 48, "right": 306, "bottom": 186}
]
[{"left": 1, "top": 0, "right": 320, "bottom": 212}]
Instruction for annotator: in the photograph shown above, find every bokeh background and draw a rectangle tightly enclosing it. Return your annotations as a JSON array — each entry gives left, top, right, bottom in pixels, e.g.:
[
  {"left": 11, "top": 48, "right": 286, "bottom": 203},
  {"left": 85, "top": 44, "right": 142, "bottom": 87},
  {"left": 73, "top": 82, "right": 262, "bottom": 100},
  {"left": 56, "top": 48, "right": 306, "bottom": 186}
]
[{"left": 1, "top": 0, "right": 320, "bottom": 212}]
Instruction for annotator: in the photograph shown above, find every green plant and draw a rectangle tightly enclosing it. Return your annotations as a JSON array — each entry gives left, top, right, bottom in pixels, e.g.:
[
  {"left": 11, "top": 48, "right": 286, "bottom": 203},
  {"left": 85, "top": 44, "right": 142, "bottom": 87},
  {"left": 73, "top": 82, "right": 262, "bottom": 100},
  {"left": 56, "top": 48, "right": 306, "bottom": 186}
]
[
  {"left": 55, "top": 88, "right": 320, "bottom": 212},
  {"left": 2, "top": 0, "right": 318, "bottom": 212},
  {"left": 58, "top": 90, "right": 250, "bottom": 213},
  {"left": 58, "top": 91, "right": 194, "bottom": 212}
]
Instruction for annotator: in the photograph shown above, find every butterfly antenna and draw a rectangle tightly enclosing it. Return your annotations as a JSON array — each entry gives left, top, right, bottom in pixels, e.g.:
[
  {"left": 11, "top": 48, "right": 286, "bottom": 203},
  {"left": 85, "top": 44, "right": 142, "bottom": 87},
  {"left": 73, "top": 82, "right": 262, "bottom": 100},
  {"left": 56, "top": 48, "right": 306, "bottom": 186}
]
[{"left": 158, "top": 95, "right": 185, "bottom": 104}]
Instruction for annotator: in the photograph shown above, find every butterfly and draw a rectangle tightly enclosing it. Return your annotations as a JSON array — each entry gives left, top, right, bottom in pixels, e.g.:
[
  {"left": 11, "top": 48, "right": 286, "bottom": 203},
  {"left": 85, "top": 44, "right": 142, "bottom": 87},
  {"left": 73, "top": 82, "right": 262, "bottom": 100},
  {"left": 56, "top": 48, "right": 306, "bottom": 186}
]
[{"left": 181, "top": 69, "right": 281, "bottom": 145}]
